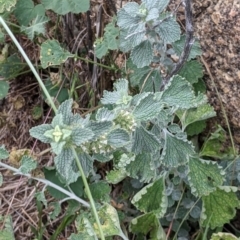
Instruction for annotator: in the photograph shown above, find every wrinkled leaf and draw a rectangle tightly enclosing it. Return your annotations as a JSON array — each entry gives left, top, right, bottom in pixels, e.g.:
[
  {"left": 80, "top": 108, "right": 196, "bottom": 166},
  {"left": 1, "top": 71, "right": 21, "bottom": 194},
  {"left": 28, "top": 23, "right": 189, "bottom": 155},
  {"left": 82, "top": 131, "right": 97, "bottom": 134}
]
[
  {"left": 188, "top": 156, "right": 225, "bottom": 197},
  {"left": 130, "top": 40, "right": 153, "bottom": 68},
  {"left": 157, "top": 75, "right": 207, "bottom": 109},
  {"left": 130, "top": 213, "right": 167, "bottom": 239},
  {"left": 160, "top": 130, "right": 194, "bottom": 167},
  {"left": 179, "top": 60, "right": 204, "bottom": 84},
  {"left": 132, "top": 176, "right": 167, "bottom": 217},
  {"left": 200, "top": 125, "right": 234, "bottom": 159},
  {"left": 133, "top": 93, "right": 162, "bottom": 121},
  {"left": 107, "top": 128, "right": 130, "bottom": 148},
  {"left": 30, "top": 124, "right": 53, "bottom": 143},
  {"left": 95, "top": 204, "right": 122, "bottom": 237},
  {"left": 76, "top": 152, "right": 93, "bottom": 177},
  {"left": 19, "top": 155, "right": 37, "bottom": 174},
  {"left": 201, "top": 186, "right": 239, "bottom": 229},
  {"left": 106, "top": 168, "right": 127, "bottom": 184},
  {"left": 155, "top": 16, "right": 181, "bottom": 44},
  {"left": 132, "top": 126, "right": 160, "bottom": 154},
  {"left": 101, "top": 79, "right": 131, "bottom": 105},
  {"left": 176, "top": 104, "right": 216, "bottom": 130},
  {"left": 54, "top": 148, "right": 79, "bottom": 184},
  {"left": 126, "top": 153, "right": 156, "bottom": 183}
]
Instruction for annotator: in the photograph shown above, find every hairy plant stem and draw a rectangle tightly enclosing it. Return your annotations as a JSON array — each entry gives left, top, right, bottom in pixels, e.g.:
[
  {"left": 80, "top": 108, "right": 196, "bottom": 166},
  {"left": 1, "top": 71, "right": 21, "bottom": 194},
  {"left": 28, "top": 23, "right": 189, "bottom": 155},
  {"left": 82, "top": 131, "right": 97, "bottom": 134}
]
[
  {"left": 71, "top": 146, "right": 106, "bottom": 240},
  {"left": 0, "top": 161, "right": 90, "bottom": 208},
  {"left": 0, "top": 17, "right": 57, "bottom": 114}
]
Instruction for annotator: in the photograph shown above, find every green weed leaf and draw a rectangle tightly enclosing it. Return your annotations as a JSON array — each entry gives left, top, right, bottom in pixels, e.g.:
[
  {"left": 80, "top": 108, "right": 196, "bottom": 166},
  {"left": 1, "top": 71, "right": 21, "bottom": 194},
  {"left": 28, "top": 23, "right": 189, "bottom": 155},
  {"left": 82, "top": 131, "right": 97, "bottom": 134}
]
[
  {"left": 54, "top": 148, "right": 79, "bottom": 184},
  {"left": 71, "top": 127, "right": 94, "bottom": 146},
  {"left": 101, "top": 79, "right": 131, "bottom": 105},
  {"left": 132, "top": 126, "right": 160, "bottom": 154},
  {"left": 131, "top": 40, "right": 153, "bottom": 68},
  {"left": 155, "top": 16, "right": 181, "bottom": 44},
  {"left": 144, "top": 0, "right": 170, "bottom": 12},
  {"left": 21, "top": 15, "right": 48, "bottom": 40},
  {"left": 211, "top": 233, "right": 239, "bottom": 240},
  {"left": 57, "top": 99, "right": 73, "bottom": 124},
  {"left": 41, "top": 0, "right": 90, "bottom": 15},
  {"left": 69, "top": 233, "right": 95, "bottom": 240},
  {"left": 130, "top": 212, "right": 167, "bottom": 239},
  {"left": 19, "top": 155, "right": 37, "bottom": 174},
  {"left": 176, "top": 104, "right": 216, "bottom": 130},
  {"left": 95, "top": 203, "right": 122, "bottom": 237},
  {"left": 14, "top": 0, "right": 45, "bottom": 25},
  {"left": 172, "top": 35, "right": 202, "bottom": 60},
  {"left": 49, "top": 202, "right": 61, "bottom": 219},
  {"left": 0, "top": 54, "right": 25, "bottom": 79},
  {"left": 107, "top": 128, "right": 130, "bottom": 148},
  {"left": 201, "top": 186, "right": 239, "bottom": 229},
  {"left": 133, "top": 93, "right": 162, "bottom": 121},
  {"left": 94, "top": 39, "right": 108, "bottom": 59},
  {"left": 132, "top": 176, "right": 167, "bottom": 217},
  {"left": 40, "top": 40, "right": 74, "bottom": 69},
  {"left": 43, "top": 79, "right": 69, "bottom": 104},
  {"left": 44, "top": 168, "right": 84, "bottom": 199},
  {"left": 76, "top": 152, "right": 93, "bottom": 177},
  {"left": 95, "top": 17, "right": 119, "bottom": 58},
  {"left": 89, "top": 181, "right": 111, "bottom": 202},
  {"left": 126, "top": 153, "right": 156, "bottom": 183},
  {"left": 117, "top": 5, "right": 141, "bottom": 29},
  {"left": 200, "top": 125, "right": 234, "bottom": 159},
  {"left": 179, "top": 60, "right": 204, "bottom": 84},
  {"left": 35, "top": 191, "right": 47, "bottom": 207},
  {"left": 188, "top": 156, "right": 225, "bottom": 197},
  {"left": 0, "top": 145, "right": 9, "bottom": 160},
  {"left": 106, "top": 168, "right": 127, "bottom": 184},
  {"left": 0, "top": 215, "right": 14, "bottom": 240},
  {"left": 119, "top": 25, "right": 146, "bottom": 52},
  {"left": 30, "top": 124, "right": 53, "bottom": 143},
  {"left": 0, "top": 81, "right": 9, "bottom": 100},
  {"left": 95, "top": 108, "right": 115, "bottom": 122},
  {"left": 158, "top": 75, "right": 207, "bottom": 109},
  {"left": 0, "top": 0, "right": 16, "bottom": 13},
  {"left": 160, "top": 130, "right": 194, "bottom": 167},
  {"left": 185, "top": 120, "right": 206, "bottom": 136}
]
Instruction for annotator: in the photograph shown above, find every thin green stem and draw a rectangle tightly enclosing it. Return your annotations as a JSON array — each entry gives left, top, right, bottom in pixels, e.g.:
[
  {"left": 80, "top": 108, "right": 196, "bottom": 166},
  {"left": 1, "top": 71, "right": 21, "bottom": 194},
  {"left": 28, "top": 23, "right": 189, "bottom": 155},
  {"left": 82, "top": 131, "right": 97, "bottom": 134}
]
[
  {"left": 172, "top": 198, "right": 201, "bottom": 240},
  {"left": 4, "top": 20, "right": 20, "bottom": 29},
  {"left": 75, "top": 56, "right": 117, "bottom": 71},
  {"left": 167, "top": 185, "right": 186, "bottom": 239},
  {"left": 71, "top": 146, "right": 105, "bottom": 240},
  {"left": 0, "top": 17, "right": 57, "bottom": 113}
]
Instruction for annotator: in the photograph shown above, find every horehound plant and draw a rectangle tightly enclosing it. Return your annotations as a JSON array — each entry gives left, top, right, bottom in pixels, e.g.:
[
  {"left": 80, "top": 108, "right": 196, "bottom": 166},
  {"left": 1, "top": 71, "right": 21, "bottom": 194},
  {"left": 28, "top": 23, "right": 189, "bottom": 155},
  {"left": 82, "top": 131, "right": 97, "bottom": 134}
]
[{"left": 0, "top": 0, "right": 239, "bottom": 239}]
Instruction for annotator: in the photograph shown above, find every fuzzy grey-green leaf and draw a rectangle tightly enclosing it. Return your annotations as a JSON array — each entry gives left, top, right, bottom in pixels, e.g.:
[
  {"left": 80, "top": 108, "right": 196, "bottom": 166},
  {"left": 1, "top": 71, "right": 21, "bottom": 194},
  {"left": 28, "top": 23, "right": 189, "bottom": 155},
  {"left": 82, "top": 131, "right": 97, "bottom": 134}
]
[
  {"left": 160, "top": 130, "right": 194, "bottom": 167},
  {"left": 132, "top": 126, "right": 160, "bottom": 154},
  {"left": 130, "top": 40, "right": 153, "bottom": 68},
  {"left": 54, "top": 148, "right": 79, "bottom": 184}
]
